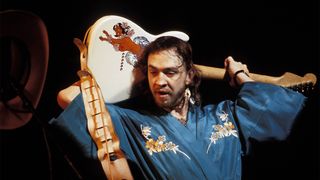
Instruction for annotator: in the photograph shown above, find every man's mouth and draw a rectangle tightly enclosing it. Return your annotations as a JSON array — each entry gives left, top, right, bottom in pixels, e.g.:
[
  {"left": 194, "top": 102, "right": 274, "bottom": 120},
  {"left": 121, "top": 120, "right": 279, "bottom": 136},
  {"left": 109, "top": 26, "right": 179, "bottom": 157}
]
[{"left": 155, "top": 90, "right": 170, "bottom": 99}]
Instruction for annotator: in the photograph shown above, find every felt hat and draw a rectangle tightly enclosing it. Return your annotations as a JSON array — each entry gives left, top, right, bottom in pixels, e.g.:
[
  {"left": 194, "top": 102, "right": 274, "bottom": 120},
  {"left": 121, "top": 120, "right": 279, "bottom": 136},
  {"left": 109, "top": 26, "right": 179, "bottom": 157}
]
[{"left": 0, "top": 10, "right": 49, "bottom": 129}]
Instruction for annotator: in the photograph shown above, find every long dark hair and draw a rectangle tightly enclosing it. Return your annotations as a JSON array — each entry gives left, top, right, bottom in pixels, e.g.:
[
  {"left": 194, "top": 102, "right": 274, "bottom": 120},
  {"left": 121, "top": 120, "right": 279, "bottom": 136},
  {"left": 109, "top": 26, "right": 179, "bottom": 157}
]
[{"left": 137, "top": 36, "right": 202, "bottom": 105}]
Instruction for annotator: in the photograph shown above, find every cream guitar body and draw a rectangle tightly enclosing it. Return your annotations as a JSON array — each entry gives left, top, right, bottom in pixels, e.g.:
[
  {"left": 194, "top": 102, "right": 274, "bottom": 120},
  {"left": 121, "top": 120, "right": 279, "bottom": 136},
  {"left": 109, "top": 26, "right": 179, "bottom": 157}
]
[{"left": 85, "top": 15, "right": 189, "bottom": 103}]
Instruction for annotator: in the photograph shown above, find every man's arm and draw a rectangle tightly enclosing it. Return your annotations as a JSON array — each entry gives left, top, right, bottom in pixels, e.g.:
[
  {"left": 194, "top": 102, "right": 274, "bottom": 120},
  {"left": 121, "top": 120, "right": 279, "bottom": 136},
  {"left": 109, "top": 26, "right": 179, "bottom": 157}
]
[{"left": 57, "top": 81, "right": 81, "bottom": 109}]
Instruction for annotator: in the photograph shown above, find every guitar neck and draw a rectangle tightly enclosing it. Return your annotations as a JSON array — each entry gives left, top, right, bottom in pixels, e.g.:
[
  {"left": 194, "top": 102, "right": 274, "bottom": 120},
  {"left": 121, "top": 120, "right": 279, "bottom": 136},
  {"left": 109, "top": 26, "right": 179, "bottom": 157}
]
[
  {"left": 195, "top": 64, "right": 317, "bottom": 88},
  {"left": 195, "top": 64, "right": 278, "bottom": 83}
]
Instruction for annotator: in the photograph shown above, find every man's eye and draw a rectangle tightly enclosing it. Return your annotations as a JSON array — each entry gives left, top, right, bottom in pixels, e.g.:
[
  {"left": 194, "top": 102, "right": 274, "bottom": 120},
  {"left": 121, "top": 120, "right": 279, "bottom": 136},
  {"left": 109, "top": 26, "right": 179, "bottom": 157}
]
[
  {"left": 165, "top": 71, "right": 176, "bottom": 76},
  {"left": 149, "top": 70, "right": 157, "bottom": 75}
]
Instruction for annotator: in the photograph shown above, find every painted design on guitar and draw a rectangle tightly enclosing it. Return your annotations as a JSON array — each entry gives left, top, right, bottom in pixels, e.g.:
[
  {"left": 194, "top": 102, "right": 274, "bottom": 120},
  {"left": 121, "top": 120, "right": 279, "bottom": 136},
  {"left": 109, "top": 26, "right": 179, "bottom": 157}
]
[{"left": 99, "top": 22, "right": 149, "bottom": 70}]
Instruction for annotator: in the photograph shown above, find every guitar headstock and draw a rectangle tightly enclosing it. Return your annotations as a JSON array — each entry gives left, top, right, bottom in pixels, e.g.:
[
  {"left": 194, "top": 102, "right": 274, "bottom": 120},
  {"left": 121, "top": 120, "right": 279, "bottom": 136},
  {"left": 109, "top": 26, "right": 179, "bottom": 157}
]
[{"left": 277, "top": 72, "right": 317, "bottom": 95}]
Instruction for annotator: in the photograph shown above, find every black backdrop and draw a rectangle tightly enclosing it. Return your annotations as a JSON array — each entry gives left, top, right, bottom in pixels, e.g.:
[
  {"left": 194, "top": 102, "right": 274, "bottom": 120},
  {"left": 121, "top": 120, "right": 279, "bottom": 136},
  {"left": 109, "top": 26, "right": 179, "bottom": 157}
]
[{"left": 1, "top": 0, "right": 319, "bottom": 179}]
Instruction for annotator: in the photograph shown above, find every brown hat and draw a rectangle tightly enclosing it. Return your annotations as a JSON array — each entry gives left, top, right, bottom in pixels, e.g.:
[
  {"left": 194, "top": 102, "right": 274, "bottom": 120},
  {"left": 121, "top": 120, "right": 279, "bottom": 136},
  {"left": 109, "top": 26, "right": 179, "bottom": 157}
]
[{"left": 0, "top": 10, "right": 49, "bottom": 129}]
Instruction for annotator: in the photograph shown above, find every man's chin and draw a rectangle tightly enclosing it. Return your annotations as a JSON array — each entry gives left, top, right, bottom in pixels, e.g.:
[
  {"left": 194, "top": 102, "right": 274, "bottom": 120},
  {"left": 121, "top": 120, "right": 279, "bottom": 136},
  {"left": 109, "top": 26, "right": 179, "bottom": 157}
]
[{"left": 155, "top": 100, "right": 172, "bottom": 110}]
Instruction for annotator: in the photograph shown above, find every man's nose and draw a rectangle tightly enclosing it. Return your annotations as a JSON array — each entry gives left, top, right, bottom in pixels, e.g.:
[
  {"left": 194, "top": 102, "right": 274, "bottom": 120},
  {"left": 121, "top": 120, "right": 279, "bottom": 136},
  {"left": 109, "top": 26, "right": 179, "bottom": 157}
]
[{"left": 155, "top": 73, "right": 167, "bottom": 87}]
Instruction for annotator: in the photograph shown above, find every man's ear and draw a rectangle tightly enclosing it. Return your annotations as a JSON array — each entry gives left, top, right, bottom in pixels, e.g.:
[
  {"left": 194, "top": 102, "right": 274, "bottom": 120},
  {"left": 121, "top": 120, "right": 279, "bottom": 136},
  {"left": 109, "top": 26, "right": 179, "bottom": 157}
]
[{"left": 186, "top": 69, "right": 195, "bottom": 85}]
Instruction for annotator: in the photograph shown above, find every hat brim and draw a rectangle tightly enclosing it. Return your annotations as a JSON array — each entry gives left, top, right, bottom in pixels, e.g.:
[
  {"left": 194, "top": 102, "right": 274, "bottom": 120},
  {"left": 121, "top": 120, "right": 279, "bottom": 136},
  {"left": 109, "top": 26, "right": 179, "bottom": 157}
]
[{"left": 0, "top": 10, "right": 49, "bottom": 129}]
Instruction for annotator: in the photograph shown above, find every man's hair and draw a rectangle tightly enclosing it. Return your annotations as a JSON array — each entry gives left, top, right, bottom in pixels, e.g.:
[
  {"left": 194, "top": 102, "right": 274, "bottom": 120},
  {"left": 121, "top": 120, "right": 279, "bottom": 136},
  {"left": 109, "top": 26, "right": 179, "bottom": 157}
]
[{"left": 138, "top": 36, "right": 201, "bottom": 105}]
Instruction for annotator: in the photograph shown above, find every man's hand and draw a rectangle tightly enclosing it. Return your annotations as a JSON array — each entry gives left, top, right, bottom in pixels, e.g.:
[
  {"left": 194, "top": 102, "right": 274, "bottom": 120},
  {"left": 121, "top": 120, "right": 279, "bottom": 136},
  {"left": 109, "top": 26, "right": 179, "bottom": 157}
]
[{"left": 224, "top": 56, "right": 254, "bottom": 87}]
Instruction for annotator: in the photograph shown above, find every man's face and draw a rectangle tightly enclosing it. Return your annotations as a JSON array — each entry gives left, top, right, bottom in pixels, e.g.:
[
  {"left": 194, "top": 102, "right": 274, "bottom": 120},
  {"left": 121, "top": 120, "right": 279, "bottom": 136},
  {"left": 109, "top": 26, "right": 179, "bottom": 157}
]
[{"left": 147, "top": 50, "right": 191, "bottom": 110}]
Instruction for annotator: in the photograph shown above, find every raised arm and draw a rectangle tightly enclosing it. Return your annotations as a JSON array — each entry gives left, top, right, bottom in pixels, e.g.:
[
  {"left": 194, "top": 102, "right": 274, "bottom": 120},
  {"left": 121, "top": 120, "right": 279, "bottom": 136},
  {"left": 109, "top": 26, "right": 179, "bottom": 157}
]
[{"left": 57, "top": 81, "right": 81, "bottom": 109}]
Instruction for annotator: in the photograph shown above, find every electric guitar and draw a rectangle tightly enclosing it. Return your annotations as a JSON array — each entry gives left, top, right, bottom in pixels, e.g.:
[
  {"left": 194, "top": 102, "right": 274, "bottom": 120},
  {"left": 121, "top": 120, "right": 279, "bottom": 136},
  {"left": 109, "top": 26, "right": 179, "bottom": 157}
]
[{"left": 85, "top": 15, "right": 317, "bottom": 104}]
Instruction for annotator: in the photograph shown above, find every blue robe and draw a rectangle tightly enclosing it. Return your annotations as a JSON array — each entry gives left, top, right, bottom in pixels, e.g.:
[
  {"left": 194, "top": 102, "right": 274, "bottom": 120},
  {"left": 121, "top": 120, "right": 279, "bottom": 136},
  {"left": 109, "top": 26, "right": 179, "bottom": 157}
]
[{"left": 49, "top": 82, "right": 306, "bottom": 179}]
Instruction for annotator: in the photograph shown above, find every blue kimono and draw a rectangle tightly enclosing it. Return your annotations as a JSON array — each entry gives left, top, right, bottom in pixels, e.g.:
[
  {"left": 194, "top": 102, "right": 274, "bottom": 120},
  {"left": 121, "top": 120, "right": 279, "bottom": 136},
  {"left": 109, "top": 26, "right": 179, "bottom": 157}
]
[{"left": 49, "top": 82, "right": 306, "bottom": 179}]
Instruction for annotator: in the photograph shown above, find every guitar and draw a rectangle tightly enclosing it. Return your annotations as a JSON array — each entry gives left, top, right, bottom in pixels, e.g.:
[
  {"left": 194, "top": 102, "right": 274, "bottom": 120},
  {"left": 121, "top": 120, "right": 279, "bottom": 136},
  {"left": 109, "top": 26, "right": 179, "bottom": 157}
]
[
  {"left": 85, "top": 15, "right": 317, "bottom": 104},
  {"left": 195, "top": 65, "right": 317, "bottom": 93},
  {"left": 74, "top": 38, "right": 133, "bottom": 179}
]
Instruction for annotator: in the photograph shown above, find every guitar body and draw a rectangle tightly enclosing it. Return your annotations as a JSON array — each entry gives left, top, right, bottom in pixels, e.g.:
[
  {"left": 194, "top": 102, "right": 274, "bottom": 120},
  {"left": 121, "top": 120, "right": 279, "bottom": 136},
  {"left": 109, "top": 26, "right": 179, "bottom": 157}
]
[{"left": 85, "top": 15, "right": 189, "bottom": 103}]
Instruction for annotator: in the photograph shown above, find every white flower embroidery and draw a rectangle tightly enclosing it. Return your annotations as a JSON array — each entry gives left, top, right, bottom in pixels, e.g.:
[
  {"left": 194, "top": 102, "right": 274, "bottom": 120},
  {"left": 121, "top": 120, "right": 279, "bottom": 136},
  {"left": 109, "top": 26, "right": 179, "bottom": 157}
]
[
  {"left": 206, "top": 111, "right": 239, "bottom": 153},
  {"left": 141, "top": 125, "right": 190, "bottom": 159},
  {"left": 218, "top": 111, "right": 229, "bottom": 121},
  {"left": 223, "top": 122, "right": 238, "bottom": 137},
  {"left": 141, "top": 125, "right": 152, "bottom": 139}
]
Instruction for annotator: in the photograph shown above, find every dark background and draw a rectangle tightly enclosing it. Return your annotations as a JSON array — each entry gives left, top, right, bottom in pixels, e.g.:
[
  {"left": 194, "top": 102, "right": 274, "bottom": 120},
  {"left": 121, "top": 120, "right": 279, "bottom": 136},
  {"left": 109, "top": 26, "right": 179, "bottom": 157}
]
[{"left": 1, "top": 0, "right": 319, "bottom": 179}]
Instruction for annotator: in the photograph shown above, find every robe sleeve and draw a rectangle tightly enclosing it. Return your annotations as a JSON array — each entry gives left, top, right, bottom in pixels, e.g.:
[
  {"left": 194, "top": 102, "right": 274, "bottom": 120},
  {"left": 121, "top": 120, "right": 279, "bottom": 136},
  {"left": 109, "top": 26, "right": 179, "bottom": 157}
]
[
  {"left": 232, "top": 82, "right": 306, "bottom": 153},
  {"left": 48, "top": 94, "right": 106, "bottom": 180},
  {"left": 48, "top": 94, "right": 145, "bottom": 179}
]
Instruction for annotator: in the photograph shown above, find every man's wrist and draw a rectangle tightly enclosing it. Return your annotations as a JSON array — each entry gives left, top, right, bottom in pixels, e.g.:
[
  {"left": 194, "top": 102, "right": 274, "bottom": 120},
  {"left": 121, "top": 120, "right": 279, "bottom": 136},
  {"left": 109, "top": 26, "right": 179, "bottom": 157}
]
[{"left": 233, "top": 70, "right": 250, "bottom": 86}]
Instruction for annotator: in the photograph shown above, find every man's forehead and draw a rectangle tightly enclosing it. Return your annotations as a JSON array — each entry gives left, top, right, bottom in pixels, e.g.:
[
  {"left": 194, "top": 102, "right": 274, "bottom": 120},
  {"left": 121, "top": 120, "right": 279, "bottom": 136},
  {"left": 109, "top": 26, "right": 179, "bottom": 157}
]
[{"left": 148, "top": 50, "right": 183, "bottom": 68}]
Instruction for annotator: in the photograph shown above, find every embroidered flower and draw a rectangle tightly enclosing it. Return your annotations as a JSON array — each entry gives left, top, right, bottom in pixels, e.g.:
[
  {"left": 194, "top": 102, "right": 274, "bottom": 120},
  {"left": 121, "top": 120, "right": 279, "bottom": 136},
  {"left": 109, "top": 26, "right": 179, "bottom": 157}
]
[
  {"left": 218, "top": 111, "right": 229, "bottom": 121},
  {"left": 158, "top": 135, "right": 166, "bottom": 142},
  {"left": 145, "top": 139, "right": 157, "bottom": 155},
  {"left": 140, "top": 125, "right": 190, "bottom": 159},
  {"left": 141, "top": 125, "right": 152, "bottom": 139},
  {"left": 224, "top": 122, "right": 238, "bottom": 137},
  {"left": 206, "top": 111, "right": 239, "bottom": 153}
]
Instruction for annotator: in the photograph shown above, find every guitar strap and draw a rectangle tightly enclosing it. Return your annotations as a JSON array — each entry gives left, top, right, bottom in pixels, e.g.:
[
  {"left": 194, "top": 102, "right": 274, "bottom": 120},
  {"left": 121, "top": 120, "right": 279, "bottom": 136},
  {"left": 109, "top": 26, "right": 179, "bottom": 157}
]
[{"left": 75, "top": 38, "right": 133, "bottom": 180}]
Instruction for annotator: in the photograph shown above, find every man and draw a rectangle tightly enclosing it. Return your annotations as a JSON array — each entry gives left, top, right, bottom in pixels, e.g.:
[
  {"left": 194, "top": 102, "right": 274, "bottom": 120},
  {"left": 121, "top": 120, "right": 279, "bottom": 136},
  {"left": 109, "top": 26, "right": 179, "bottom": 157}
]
[{"left": 51, "top": 36, "right": 306, "bottom": 179}]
